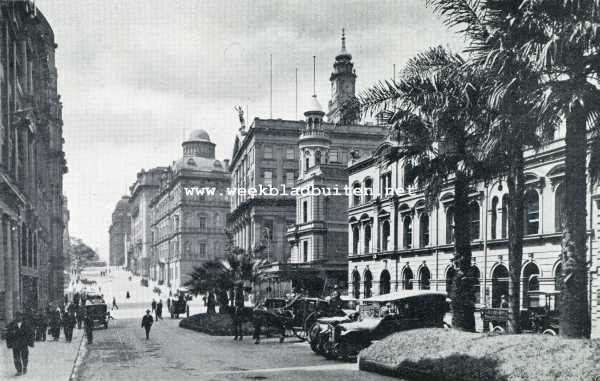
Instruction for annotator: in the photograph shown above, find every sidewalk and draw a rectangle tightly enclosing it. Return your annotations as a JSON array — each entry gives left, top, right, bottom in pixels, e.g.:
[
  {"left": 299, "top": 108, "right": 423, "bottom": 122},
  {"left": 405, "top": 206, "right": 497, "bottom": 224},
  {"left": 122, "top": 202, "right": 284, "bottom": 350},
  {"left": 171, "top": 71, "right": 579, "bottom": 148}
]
[{"left": 1, "top": 327, "right": 84, "bottom": 381}]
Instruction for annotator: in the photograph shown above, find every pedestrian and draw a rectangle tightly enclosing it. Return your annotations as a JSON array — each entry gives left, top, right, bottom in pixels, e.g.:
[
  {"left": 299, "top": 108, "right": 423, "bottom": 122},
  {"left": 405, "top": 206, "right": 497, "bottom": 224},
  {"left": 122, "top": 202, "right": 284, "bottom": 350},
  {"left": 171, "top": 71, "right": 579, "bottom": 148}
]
[
  {"left": 83, "top": 313, "right": 94, "bottom": 344},
  {"left": 233, "top": 282, "right": 245, "bottom": 341},
  {"left": 49, "top": 308, "right": 62, "bottom": 341},
  {"left": 5, "top": 311, "right": 34, "bottom": 376},
  {"left": 112, "top": 297, "right": 119, "bottom": 310},
  {"left": 63, "top": 311, "right": 77, "bottom": 342},
  {"left": 500, "top": 295, "right": 509, "bottom": 308},
  {"left": 126, "top": 291, "right": 130, "bottom": 299},
  {"left": 141, "top": 309, "right": 153, "bottom": 340},
  {"left": 35, "top": 311, "right": 48, "bottom": 341},
  {"left": 207, "top": 291, "right": 216, "bottom": 314},
  {"left": 166, "top": 297, "right": 171, "bottom": 312},
  {"left": 77, "top": 305, "right": 85, "bottom": 329},
  {"left": 156, "top": 300, "right": 163, "bottom": 320},
  {"left": 151, "top": 299, "right": 157, "bottom": 314}
]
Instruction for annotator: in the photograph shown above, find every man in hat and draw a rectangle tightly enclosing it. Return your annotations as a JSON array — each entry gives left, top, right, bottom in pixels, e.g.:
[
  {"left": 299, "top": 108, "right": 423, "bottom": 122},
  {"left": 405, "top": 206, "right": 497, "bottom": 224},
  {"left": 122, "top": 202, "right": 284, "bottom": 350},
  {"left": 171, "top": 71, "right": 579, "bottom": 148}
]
[
  {"left": 83, "top": 312, "right": 94, "bottom": 344},
  {"left": 141, "top": 309, "right": 154, "bottom": 340},
  {"left": 63, "top": 310, "right": 77, "bottom": 343},
  {"left": 5, "top": 311, "right": 34, "bottom": 376}
]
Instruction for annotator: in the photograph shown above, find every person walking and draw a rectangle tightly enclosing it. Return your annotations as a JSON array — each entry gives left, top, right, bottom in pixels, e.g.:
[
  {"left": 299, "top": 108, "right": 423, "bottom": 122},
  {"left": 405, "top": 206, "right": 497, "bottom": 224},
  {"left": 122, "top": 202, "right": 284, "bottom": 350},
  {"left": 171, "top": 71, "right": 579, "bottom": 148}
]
[
  {"left": 112, "top": 297, "right": 119, "bottom": 310},
  {"left": 49, "top": 308, "right": 62, "bottom": 341},
  {"left": 83, "top": 313, "right": 94, "bottom": 344},
  {"left": 141, "top": 310, "right": 154, "bottom": 340},
  {"left": 63, "top": 311, "right": 77, "bottom": 342},
  {"left": 156, "top": 300, "right": 163, "bottom": 320},
  {"left": 35, "top": 311, "right": 47, "bottom": 341},
  {"left": 151, "top": 299, "right": 157, "bottom": 314},
  {"left": 77, "top": 305, "right": 85, "bottom": 329},
  {"left": 5, "top": 311, "right": 35, "bottom": 376}
]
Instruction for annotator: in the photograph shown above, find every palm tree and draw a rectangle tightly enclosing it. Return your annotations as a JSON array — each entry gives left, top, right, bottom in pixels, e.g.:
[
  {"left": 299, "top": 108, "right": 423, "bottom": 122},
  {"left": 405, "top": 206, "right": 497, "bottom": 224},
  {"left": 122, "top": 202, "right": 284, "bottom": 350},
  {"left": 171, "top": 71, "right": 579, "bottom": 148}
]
[
  {"left": 429, "top": 0, "right": 598, "bottom": 338},
  {"left": 356, "top": 46, "right": 491, "bottom": 331},
  {"left": 427, "top": 0, "right": 558, "bottom": 334}
]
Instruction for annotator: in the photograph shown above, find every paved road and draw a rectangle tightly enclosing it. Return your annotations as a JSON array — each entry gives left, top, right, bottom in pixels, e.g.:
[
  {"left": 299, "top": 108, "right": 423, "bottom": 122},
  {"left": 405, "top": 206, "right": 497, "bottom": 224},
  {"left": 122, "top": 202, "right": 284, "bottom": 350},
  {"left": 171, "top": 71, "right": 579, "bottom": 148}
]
[{"left": 76, "top": 308, "right": 397, "bottom": 381}]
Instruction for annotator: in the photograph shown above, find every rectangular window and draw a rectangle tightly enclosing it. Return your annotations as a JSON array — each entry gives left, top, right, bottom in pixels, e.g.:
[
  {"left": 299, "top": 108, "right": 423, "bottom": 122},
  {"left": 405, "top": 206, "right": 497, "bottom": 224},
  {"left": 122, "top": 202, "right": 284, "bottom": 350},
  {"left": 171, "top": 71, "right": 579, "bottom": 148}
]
[
  {"left": 286, "top": 147, "right": 295, "bottom": 160},
  {"left": 286, "top": 171, "right": 295, "bottom": 187},
  {"left": 264, "top": 146, "right": 273, "bottom": 159},
  {"left": 303, "top": 241, "right": 308, "bottom": 262},
  {"left": 303, "top": 200, "right": 308, "bottom": 223},
  {"left": 329, "top": 150, "right": 338, "bottom": 162},
  {"left": 199, "top": 242, "right": 206, "bottom": 257},
  {"left": 264, "top": 170, "right": 273, "bottom": 187},
  {"left": 198, "top": 216, "right": 206, "bottom": 231}
]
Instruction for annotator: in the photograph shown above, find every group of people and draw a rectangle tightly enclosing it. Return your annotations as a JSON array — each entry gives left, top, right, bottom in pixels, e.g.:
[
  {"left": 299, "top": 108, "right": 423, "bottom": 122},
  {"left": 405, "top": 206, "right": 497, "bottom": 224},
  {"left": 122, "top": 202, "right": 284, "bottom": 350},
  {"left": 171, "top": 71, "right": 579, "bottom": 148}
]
[
  {"left": 5, "top": 303, "right": 96, "bottom": 377},
  {"left": 151, "top": 299, "right": 164, "bottom": 320}
]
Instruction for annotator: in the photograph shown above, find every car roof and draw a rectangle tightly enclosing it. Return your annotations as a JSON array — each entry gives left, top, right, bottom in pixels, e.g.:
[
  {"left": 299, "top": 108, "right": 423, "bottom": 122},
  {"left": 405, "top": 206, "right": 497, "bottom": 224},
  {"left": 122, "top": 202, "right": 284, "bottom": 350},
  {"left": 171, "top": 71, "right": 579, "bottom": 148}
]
[{"left": 364, "top": 290, "right": 446, "bottom": 303}]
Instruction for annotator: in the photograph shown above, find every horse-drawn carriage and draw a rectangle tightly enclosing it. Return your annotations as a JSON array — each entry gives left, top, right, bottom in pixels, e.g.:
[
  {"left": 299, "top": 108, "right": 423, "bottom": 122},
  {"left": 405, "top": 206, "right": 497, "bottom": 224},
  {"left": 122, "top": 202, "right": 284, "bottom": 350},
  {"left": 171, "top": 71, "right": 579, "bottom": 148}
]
[
  {"left": 170, "top": 288, "right": 191, "bottom": 319},
  {"left": 480, "top": 290, "right": 560, "bottom": 335}
]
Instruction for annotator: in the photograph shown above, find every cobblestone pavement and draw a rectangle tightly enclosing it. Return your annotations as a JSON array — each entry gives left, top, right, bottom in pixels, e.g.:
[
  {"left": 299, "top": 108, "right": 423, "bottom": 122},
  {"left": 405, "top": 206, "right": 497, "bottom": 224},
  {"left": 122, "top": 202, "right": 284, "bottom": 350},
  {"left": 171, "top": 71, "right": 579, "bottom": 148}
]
[{"left": 75, "top": 310, "right": 398, "bottom": 381}]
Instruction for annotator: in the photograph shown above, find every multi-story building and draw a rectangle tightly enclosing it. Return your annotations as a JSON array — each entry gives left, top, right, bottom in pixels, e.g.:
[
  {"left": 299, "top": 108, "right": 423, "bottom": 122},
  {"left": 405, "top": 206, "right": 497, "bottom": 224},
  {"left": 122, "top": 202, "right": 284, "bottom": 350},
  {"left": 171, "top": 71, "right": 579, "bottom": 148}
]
[
  {"left": 228, "top": 33, "right": 387, "bottom": 296},
  {"left": 0, "top": 1, "right": 67, "bottom": 325},
  {"left": 62, "top": 195, "right": 70, "bottom": 279},
  {"left": 150, "top": 129, "right": 230, "bottom": 289},
  {"left": 108, "top": 196, "right": 130, "bottom": 268},
  {"left": 346, "top": 125, "right": 600, "bottom": 337},
  {"left": 128, "top": 167, "right": 168, "bottom": 278}
]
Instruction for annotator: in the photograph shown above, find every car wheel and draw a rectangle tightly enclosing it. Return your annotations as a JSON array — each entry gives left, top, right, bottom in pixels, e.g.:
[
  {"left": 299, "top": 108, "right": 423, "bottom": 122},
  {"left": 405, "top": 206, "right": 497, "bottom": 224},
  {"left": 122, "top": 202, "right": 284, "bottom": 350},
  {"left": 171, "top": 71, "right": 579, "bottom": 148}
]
[
  {"left": 492, "top": 326, "right": 505, "bottom": 334},
  {"left": 542, "top": 328, "right": 557, "bottom": 336}
]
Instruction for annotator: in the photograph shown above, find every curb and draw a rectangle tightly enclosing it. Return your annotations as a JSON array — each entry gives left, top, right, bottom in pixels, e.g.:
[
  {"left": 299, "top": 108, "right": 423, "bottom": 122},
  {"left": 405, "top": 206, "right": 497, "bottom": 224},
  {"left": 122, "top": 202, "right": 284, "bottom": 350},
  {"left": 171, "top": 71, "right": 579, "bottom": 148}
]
[{"left": 68, "top": 331, "right": 87, "bottom": 381}]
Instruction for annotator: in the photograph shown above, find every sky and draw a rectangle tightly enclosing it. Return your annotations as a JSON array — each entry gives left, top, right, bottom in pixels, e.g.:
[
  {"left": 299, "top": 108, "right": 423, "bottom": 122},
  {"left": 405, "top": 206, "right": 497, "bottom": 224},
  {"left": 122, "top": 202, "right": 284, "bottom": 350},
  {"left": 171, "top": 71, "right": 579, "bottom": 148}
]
[{"left": 36, "top": 0, "right": 464, "bottom": 261}]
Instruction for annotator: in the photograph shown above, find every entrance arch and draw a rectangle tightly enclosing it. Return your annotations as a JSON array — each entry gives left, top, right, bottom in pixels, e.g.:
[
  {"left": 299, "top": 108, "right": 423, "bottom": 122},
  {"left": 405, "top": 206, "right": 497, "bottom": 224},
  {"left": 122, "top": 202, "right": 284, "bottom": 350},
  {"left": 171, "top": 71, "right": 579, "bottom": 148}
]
[
  {"left": 379, "top": 270, "right": 391, "bottom": 295},
  {"left": 491, "top": 264, "right": 509, "bottom": 307},
  {"left": 402, "top": 267, "right": 414, "bottom": 290},
  {"left": 522, "top": 262, "right": 540, "bottom": 307},
  {"left": 364, "top": 269, "right": 372, "bottom": 298},
  {"left": 419, "top": 266, "right": 431, "bottom": 290}
]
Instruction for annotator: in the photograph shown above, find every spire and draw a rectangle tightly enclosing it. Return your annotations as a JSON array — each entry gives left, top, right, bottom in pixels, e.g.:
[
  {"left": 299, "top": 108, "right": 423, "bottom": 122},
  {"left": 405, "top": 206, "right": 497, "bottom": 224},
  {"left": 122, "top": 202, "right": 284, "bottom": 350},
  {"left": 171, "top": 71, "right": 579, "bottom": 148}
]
[
  {"left": 336, "top": 28, "right": 352, "bottom": 61},
  {"left": 341, "top": 28, "right": 346, "bottom": 52}
]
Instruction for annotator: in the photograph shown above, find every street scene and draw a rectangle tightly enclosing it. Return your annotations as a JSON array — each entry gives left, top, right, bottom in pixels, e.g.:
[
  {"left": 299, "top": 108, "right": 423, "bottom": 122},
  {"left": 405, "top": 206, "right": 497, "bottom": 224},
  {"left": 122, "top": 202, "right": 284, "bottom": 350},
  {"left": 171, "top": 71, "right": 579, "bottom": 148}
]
[{"left": 2, "top": 0, "right": 600, "bottom": 380}]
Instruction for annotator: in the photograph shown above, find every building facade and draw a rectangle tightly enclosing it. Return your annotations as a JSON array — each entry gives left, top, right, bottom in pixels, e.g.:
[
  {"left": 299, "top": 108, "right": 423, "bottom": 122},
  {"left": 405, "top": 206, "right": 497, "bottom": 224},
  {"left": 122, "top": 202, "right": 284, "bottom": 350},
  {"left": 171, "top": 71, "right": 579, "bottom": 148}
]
[
  {"left": 108, "top": 196, "right": 130, "bottom": 268},
  {"left": 0, "top": 1, "right": 67, "bottom": 325},
  {"left": 127, "top": 167, "right": 168, "bottom": 277},
  {"left": 150, "top": 129, "right": 230, "bottom": 289},
  {"left": 346, "top": 125, "right": 600, "bottom": 337}
]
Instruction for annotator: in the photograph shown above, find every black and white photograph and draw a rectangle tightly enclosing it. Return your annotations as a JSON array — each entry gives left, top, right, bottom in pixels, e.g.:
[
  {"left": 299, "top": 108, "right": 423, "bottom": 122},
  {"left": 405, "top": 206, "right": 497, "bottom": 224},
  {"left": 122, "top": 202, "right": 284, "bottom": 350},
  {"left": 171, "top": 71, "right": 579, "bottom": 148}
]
[{"left": 1, "top": 0, "right": 600, "bottom": 380}]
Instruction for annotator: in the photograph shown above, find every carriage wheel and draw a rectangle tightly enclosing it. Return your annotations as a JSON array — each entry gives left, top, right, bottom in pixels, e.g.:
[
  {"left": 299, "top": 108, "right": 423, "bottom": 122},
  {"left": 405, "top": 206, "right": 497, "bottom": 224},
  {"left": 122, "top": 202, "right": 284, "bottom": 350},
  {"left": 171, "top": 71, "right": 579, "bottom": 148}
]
[
  {"left": 542, "top": 328, "right": 557, "bottom": 336},
  {"left": 322, "top": 341, "right": 335, "bottom": 360},
  {"left": 492, "top": 326, "right": 505, "bottom": 334},
  {"left": 292, "top": 326, "right": 307, "bottom": 341},
  {"left": 307, "top": 322, "right": 320, "bottom": 344}
]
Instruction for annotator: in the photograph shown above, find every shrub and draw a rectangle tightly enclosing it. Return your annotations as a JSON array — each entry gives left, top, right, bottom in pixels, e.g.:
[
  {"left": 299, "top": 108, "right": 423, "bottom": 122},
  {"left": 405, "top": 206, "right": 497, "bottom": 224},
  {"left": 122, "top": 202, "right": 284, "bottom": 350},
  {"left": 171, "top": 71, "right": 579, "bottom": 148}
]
[
  {"left": 359, "top": 328, "right": 600, "bottom": 381},
  {"left": 179, "top": 313, "right": 254, "bottom": 336}
]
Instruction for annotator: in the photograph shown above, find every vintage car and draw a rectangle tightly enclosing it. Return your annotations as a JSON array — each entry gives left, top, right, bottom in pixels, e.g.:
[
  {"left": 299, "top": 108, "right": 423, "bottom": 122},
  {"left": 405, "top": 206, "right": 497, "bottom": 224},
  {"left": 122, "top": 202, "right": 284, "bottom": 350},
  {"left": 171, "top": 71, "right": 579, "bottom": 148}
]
[
  {"left": 170, "top": 288, "right": 191, "bottom": 318},
  {"left": 481, "top": 290, "right": 560, "bottom": 335},
  {"left": 318, "top": 290, "right": 447, "bottom": 361},
  {"left": 85, "top": 302, "right": 109, "bottom": 329}
]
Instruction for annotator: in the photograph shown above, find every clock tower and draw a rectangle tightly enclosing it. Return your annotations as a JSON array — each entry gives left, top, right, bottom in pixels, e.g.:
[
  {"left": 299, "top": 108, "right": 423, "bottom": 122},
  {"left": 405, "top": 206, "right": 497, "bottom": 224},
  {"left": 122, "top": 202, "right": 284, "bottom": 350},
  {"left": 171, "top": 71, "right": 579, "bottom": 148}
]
[{"left": 327, "top": 29, "right": 357, "bottom": 124}]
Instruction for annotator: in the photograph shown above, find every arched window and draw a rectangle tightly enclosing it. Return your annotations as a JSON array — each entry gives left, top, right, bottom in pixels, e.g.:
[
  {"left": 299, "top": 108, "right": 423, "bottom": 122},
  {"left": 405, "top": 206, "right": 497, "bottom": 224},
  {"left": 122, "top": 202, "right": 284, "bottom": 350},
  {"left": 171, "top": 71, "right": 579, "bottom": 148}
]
[
  {"left": 555, "top": 183, "right": 565, "bottom": 232},
  {"left": 445, "top": 267, "right": 456, "bottom": 300},
  {"left": 364, "top": 270, "right": 372, "bottom": 298},
  {"left": 491, "top": 264, "right": 509, "bottom": 307},
  {"left": 501, "top": 194, "right": 508, "bottom": 238},
  {"left": 352, "top": 182, "right": 361, "bottom": 206},
  {"left": 402, "top": 267, "right": 414, "bottom": 290},
  {"left": 470, "top": 201, "right": 480, "bottom": 240},
  {"left": 352, "top": 271, "right": 361, "bottom": 299},
  {"left": 315, "top": 150, "right": 322, "bottom": 165},
  {"left": 419, "top": 213, "right": 429, "bottom": 247},
  {"left": 364, "top": 178, "right": 373, "bottom": 202},
  {"left": 522, "top": 262, "right": 540, "bottom": 307},
  {"left": 381, "top": 220, "right": 390, "bottom": 251},
  {"left": 305, "top": 157, "right": 310, "bottom": 172},
  {"left": 364, "top": 224, "right": 371, "bottom": 254},
  {"left": 403, "top": 216, "right": 412, "bottom": 249},
  {"left": 446, "top": 207, "right": 455, "bottom": 244},
  {"left": 380, "top": 270, "right": 391, "bottom": 295},
  {"left": 490, "top": 196, "right": 498, "bottom": 240},
  {"left": 524, "top": 190, "right": 540, "bottom": 235},
  {"left": 554, "top": 263, "right": 563, "bottom": 291},
  {"left": 419, "top": 266, "right": 431, "bottom": 290},
  {"left": 352, "top": 225, "right": 359, "bottom": 255}
]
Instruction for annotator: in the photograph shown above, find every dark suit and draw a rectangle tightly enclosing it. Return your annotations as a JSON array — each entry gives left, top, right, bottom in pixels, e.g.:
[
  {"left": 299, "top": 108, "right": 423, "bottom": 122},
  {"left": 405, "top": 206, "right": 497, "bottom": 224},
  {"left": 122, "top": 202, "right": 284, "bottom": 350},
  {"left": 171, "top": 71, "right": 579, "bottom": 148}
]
[
  {"left": 5, "top": 319, "right": 34, "bottom": 374},
  {"left": 63, "top": 313, "right": 77, "bottom": 342},
  {"left": 141, "top": 315, "right": 153, "bottom": 339}
]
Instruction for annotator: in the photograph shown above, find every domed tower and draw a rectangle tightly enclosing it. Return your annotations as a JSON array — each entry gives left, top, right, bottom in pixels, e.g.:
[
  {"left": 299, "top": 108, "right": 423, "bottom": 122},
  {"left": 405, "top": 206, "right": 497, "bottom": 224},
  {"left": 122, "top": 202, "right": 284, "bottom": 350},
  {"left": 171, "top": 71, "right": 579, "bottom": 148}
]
[
  {"left": 327, "top": 29, "right": 357, "bottom": 123},
  {"left": 182, "top": 129, "right": 216, "bottom": 159},
  {"left": 299, "top": 95, "right": 330, "bottom": 180}
]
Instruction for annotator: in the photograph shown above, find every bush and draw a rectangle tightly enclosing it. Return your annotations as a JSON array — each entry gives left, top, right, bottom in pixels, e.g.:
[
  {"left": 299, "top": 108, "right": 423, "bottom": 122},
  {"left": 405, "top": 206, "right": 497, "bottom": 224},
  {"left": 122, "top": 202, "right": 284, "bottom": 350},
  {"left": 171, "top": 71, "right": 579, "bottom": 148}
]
[
  {"left": 179, "top": 313, "right": 254, "bottom": 336},
  {"left": 359, "top": 328, "right": 600, "bottom": 381}
]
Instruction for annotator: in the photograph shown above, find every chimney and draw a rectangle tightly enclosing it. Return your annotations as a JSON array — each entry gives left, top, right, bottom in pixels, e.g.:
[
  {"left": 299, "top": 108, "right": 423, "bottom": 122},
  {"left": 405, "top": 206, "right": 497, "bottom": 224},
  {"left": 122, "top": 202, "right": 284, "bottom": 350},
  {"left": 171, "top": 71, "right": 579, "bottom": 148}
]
[{"left": 223, "top": 159, "right": 230, "bottom": 171}]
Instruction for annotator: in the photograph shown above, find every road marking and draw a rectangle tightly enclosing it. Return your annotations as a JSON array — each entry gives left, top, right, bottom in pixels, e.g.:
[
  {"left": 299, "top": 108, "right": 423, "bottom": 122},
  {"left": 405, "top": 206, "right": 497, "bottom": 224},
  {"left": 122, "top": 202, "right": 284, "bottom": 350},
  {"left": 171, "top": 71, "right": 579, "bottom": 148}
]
[{"left": 203, "top": 363, "right": 358, "bottom": 375}]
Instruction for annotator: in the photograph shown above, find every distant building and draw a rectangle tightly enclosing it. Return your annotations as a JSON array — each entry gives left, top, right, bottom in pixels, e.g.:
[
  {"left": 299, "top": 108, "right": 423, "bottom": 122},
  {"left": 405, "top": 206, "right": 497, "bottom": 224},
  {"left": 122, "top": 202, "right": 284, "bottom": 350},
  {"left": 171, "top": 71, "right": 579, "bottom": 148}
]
[
  {"left": 127, "top": 167, "right": 168, "bottom": 277},
  {"left": 108, "top": 196, "right": 130, "bottom": 267},
  {"left": 0, "top": 1, "right": 67, "bottom": 324},
  {"left": 227, "top": 32, "right": 387, "bottom": 296},
  {"left": 150, "top": 130, "right": 230, "bottom": 289}
]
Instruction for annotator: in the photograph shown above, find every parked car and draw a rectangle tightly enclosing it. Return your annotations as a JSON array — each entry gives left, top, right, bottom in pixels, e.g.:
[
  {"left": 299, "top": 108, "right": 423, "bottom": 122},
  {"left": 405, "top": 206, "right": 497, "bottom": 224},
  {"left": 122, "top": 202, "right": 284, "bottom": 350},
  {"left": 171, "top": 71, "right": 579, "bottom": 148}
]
[
  {"left": 85, "top": 302, "right": 109, "bottom": 329},
  {"left": 318, "top": 290, "right": 447, "bottom": 361}
]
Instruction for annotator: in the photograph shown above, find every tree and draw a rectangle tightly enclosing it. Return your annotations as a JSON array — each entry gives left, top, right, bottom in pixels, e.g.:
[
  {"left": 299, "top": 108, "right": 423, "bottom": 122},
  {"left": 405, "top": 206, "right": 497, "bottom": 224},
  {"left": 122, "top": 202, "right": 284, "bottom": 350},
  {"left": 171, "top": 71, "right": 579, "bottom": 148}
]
[
  {"left": 427, "top": 0, "right": 557, "bottom": 334},
  {"left": 355, "top": 46, "right": 491, "bottom": 331}
]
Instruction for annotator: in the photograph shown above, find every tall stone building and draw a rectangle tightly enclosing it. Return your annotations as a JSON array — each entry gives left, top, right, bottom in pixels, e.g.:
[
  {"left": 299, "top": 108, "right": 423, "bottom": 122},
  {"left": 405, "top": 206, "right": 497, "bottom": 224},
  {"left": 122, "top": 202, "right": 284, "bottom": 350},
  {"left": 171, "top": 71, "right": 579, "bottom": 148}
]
[
  {"left": 108, "top": 196, "right": 130, "bottom": 267},
  {"left": 0, "top": 1, "right": 67, "bottom": 325},
  {"left": 150, "top": 130, "right": 230, "bottom": 289},
  {"left": 228, "top": 32, "right": 387, "bottom": 296},
  {"left": 128, "top": 167, "right": 168, "bottom": 277}
]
